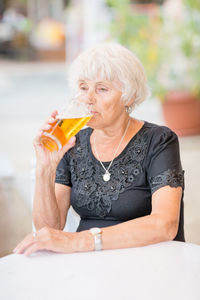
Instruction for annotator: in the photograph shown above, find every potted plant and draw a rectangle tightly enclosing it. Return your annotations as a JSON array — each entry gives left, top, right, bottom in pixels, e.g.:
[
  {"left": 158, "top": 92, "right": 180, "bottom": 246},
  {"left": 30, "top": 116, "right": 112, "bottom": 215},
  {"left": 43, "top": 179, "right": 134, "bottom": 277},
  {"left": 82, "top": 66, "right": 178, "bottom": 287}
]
[
  {"left": 106, "top": 0, "right": 200, "bottom": 136},
  {"left": 156, "top": 0, "right": 200, "bottom": 136}
]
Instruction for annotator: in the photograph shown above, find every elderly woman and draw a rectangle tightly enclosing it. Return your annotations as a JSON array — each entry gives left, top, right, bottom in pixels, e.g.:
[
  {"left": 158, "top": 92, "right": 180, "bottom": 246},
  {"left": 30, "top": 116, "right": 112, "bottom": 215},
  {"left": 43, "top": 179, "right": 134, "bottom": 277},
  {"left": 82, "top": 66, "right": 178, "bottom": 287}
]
[{"left": 14, "top": 43, "right": 184, "bottom": 256}]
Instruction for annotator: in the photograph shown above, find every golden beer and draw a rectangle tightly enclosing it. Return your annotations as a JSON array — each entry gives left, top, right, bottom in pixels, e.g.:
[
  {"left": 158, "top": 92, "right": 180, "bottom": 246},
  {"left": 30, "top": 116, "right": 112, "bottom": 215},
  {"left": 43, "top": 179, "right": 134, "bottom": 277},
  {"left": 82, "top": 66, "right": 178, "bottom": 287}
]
[{"left": 41, "top": 116, "right": 91, "bottom": 152}]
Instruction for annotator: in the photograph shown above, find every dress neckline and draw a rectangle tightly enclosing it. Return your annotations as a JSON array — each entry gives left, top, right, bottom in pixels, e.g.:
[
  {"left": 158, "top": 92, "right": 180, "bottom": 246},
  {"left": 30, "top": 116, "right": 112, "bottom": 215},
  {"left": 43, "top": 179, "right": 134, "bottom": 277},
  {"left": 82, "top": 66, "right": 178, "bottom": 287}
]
[{"left": 88, "top": 121, "right": 147, "bottom": 164}]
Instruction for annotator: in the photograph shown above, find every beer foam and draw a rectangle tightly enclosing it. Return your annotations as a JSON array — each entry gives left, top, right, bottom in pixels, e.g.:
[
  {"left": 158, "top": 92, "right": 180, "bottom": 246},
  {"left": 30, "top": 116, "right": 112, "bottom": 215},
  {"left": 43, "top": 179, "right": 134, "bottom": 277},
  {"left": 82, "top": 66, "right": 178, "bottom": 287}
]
[
  {"left": 57, "top": 101, "right": 93, "bottom": 119},
  {"left": 57, "top": 111, "right": 92, "bottom": 119}
]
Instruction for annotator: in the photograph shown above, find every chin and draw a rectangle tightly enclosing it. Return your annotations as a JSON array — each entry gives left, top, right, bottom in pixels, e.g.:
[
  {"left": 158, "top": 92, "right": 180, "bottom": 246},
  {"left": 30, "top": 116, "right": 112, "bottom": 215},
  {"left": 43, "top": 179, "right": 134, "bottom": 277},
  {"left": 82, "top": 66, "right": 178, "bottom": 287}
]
[{"left": 87, "top": 118, "right": 101, "bottom": 129}]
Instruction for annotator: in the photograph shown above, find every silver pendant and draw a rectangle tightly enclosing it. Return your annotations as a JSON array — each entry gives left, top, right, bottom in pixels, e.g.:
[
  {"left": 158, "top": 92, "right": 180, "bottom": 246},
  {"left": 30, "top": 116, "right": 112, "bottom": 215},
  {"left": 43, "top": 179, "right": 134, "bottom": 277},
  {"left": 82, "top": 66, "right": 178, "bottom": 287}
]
[{"left": 103, "top": 171, "right": 111, "bottom": 182}]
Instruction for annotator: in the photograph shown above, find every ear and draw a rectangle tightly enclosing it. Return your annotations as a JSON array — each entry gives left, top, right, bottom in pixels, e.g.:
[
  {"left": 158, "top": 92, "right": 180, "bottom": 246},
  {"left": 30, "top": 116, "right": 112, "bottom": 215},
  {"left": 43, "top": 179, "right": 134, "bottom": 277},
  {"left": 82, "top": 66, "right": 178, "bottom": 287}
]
[
  {"left": 125, "top": 105, "right": 133, "bottom": 114},
  {"left": 124, "top": 96, "right": 135, "bottom": 109}
]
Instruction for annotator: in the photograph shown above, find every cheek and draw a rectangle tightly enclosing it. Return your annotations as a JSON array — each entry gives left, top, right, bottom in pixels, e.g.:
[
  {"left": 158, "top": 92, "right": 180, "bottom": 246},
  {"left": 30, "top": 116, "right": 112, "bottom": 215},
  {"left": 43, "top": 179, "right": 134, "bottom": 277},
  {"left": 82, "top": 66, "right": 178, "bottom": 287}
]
[
  {"left": 103, "top": 99, "right": 124, "bottom": 114},
  {"left": 97, "top": 96, "right": 118, "bottom": 111},
  {"left": 95, "top": 91, "right": 123, "bottom": 116}
]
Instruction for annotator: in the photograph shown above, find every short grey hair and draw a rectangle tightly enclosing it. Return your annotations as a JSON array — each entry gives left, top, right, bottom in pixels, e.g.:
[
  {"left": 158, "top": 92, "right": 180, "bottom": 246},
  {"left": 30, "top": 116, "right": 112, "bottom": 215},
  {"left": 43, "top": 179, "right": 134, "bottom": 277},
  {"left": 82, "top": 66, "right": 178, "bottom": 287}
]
[{"left": 68, "top": 43, "right": 150, "bottom": 108}]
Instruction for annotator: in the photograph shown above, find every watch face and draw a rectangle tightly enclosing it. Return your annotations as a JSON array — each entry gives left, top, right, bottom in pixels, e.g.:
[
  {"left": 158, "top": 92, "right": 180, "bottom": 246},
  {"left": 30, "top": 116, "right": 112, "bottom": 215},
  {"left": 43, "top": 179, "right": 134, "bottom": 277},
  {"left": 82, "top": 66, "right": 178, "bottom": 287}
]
[{"left": 90, "top": 227, "right": 101, "bottom": 234}]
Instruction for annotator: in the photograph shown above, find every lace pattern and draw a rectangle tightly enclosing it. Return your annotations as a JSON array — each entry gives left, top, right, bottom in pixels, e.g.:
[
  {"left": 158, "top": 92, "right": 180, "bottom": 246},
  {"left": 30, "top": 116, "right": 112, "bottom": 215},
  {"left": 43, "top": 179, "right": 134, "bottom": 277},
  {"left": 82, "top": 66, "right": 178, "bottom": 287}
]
[
  {"left": 56, "top": 127, "right": 149, "bottom": 218},
  {"left": 55, "top": 126, "right": 184, "bottom": 218},
  {"left": 150, "top": 169, "right": 184, "bottom": 193},
  {"left": 55, "top": 164, "right": 71, "bottom": 186}
]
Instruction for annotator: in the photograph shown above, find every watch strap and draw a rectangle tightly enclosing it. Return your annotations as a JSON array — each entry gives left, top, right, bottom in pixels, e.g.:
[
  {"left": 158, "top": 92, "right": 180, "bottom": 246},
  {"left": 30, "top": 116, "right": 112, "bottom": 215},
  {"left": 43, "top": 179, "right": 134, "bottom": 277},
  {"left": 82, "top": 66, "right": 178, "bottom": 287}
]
[
  {"left": 89, "top": 228, "right": 102, "bottom": 251},
  {"left": 94, "top": 232, "right": 102, "bottom": 251}
]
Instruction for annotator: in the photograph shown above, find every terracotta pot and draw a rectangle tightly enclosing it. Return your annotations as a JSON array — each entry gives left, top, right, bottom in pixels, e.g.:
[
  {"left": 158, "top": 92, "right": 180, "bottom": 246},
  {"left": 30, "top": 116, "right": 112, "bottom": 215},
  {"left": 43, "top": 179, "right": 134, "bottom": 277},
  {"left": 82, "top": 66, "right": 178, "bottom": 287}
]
[
  {"left": 131, "top": 3, "right": 159, "bottom": 15},
  {"left": 133, "top": 1, "right": 164, "bottom": 4},
  {"left": 162, "top": 91, "right": 200, "bottom": 136}
]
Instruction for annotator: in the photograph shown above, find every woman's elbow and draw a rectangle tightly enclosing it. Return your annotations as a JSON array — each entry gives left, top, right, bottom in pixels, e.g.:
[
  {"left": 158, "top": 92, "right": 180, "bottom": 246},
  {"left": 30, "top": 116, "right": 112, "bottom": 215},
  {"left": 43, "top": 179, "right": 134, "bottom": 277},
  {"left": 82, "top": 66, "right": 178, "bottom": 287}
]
[
  {"left": 168, "top": 222, "right": 179, "bottom": 241},
  {"left": 156, "top": 217, "right": 179, "bottom": 242},
  {"left": 32, "top": 212, "right": 62, "bottom": 231}
]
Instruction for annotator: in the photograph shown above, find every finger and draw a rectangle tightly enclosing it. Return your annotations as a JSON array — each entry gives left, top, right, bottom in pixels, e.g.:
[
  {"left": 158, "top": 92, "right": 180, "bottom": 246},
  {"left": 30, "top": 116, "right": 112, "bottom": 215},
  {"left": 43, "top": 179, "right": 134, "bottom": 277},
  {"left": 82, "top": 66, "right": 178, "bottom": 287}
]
[
  {"left": 14, "top": 240, "right": 35, "bottom": 254},
  {"left": 34, "top": 114, "right": 58, "bottom": 147},
  {"left": 24, "top": 242, "right": 42, "bottom": 257},
  {"left": 33, "top": 131, "right": 45, "bottom": 148},
  {"left": 37, "top": 116, "right": 57, "bottom": 134},
  {"left": 59, "top": 136, "right": 76, "bottom": 156},
  {"left": 36, "top": 127, "right": 51, "bottom": 139},
  {"left": 14, "top": 234, "right": 36, "bottom": 254},
  {"left": 13, "top": 232, "right": 33, "bottom": 251},
  {"left": 47, "top": 117, "right": 57, "bottom": 124},
  {"left": 51, "top": 110, "right": 58, "bottom": 118},
  {"left": 38, "top": 122, "right": 54, "bottom": 132}
]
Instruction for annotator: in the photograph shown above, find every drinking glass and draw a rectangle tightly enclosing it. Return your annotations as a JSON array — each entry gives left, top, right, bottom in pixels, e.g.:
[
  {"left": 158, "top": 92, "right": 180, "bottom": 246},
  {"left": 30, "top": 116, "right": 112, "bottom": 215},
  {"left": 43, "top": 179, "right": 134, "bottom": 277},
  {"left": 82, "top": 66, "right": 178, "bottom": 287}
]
[{"left": 40, "top": 95, "right": 92, "bottom": 152}]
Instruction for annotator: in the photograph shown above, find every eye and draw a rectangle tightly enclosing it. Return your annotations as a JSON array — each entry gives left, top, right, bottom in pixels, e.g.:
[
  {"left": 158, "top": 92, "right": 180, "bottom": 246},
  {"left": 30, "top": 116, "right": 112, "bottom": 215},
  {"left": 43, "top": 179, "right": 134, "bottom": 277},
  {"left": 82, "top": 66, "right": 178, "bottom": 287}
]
[
  {"left": 79, "top": 85, "right": 88, "bottom": 91},
  {"left": 97, "top": 86, "right": 108, "bottom": 92}
]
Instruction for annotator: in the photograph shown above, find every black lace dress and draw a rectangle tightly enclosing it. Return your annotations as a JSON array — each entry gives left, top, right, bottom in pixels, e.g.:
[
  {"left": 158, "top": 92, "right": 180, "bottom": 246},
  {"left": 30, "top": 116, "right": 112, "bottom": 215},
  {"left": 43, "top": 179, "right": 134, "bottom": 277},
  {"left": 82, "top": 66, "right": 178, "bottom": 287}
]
[{"left": 55, "top": 121, "right": 185, "bottom": 241}]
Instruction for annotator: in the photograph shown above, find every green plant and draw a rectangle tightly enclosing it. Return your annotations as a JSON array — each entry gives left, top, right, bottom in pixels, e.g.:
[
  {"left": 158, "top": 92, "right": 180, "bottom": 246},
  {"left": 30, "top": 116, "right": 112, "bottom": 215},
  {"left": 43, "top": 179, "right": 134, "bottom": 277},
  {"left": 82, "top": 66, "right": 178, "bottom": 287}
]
[
  {"left": 158, "top": 0, "right": 200, "bottom": 99},
  {"left": 106, "top": 0, "right": 200, "bottom": 100},
  {"left": 180, "top": 0, "right": 200, "bottom": 97}
]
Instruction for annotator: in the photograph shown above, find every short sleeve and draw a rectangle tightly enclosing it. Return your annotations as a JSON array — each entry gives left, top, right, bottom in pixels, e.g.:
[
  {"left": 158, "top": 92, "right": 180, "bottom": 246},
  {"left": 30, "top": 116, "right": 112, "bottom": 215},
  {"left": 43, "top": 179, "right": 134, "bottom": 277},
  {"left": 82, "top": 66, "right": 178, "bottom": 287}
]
[
  {"left": 147, "top": 126, "right": 184, "bottom": 194},
  {"left": 55, "top": 153, "right": 72, "bottom": 187}
]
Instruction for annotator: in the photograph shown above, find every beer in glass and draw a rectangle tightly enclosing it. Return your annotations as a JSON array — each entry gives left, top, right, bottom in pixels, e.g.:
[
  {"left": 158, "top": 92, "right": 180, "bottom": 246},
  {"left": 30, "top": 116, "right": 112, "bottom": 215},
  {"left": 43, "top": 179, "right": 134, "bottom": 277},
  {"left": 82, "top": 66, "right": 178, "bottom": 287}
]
[{"left": 40, "top": 97, "right": 92, "bottom": 152}]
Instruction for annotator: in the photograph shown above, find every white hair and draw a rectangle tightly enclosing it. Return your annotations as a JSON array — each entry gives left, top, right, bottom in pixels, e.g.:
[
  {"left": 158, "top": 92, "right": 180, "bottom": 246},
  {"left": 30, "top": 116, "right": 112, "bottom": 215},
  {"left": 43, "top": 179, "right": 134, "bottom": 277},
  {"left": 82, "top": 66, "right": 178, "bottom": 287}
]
[{"left": 68, "top": 43, "right": 150, "bottom": 108}]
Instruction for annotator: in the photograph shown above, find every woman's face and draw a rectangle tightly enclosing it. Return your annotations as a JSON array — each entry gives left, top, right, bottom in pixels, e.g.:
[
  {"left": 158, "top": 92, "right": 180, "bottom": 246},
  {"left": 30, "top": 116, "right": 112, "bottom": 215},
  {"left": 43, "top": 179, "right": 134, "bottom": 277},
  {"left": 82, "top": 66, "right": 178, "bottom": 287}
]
[{"left": 78, "top": 79, "right": 126, "bottom": 129}]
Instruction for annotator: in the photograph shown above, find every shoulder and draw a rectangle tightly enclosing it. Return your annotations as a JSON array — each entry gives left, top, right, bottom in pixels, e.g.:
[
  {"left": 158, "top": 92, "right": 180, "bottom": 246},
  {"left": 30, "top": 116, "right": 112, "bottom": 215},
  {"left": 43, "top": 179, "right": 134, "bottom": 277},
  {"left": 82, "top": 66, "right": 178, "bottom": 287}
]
[
  {"left": 76, "top": 126, "right": 93, "bottom": 142},
  {"left": 143, "top": 121, "right": 178, "bottom": 145},
  {"left": 144, "top": 121, "right": 177, "bottom": 136},
  {"left": 143, "top": 122, "right": 184, "bottom": 189}
]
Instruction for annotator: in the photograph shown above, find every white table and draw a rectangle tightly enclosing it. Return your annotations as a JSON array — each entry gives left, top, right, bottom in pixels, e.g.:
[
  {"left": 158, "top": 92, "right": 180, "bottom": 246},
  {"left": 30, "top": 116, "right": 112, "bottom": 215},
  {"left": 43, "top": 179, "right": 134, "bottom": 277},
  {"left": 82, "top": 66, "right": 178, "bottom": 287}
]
[{"left": 0, "top": 241, "right": 200, "bottom": 300}]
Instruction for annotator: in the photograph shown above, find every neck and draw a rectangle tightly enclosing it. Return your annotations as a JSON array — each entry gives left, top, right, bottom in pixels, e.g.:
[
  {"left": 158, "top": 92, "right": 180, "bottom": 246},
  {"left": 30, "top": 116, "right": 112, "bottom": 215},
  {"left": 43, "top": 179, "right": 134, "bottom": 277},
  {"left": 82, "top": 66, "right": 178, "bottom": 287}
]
[
  {"left": 93, "top": 116, "right": 131, "bottom": 144},
  {"left": 93, "top": 118, "right": 131, "bottom": 177}
]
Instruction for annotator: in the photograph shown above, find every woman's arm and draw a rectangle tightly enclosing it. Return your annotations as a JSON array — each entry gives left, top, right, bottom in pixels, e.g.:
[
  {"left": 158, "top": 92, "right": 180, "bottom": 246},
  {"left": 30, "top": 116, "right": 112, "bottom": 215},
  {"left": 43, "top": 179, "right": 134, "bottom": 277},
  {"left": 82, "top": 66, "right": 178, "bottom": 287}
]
[
  {"left": 100, "top": 186, "right": 182, "bottom": 249},
  {"left": 32, "top": 174, "right": 71, "bottom": 230},
  {"left": 32, "top": 110, "right": 75, "bottom": 231},
  {"left": 14, "top": 185, "right": 182, "bottom": 255},
  {"left": 77, "top": 185, "right": 182, "bottom": 251},
  {"left": 32, "top": 184, "right": 182, "bottom": 252}
]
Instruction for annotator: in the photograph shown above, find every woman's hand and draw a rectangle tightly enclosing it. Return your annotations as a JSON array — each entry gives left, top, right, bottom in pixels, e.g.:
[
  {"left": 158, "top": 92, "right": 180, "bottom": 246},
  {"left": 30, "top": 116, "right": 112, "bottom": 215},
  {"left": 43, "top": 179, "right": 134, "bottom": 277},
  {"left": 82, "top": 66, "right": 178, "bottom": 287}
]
[
  {"left": 13, "top": 227, "right": 81, "bottom": 256},
  {"left": 34, "top": 110, "right": 76, "bottom": 170}
]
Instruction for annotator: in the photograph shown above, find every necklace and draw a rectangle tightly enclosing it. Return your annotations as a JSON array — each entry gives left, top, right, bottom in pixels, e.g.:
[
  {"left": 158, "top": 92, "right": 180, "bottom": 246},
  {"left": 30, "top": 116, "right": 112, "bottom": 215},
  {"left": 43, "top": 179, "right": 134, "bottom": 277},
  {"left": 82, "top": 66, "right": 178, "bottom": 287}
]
[{"left": 93, "top": 119, "right": 130, "bottom": 182}]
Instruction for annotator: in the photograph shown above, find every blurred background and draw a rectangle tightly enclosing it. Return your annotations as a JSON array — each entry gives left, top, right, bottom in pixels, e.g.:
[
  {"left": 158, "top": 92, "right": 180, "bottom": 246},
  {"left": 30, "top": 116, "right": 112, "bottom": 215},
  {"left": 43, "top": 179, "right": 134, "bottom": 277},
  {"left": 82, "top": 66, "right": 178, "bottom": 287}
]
[{"left": 0, "top": 0, "right": 199, "bottom": 257}]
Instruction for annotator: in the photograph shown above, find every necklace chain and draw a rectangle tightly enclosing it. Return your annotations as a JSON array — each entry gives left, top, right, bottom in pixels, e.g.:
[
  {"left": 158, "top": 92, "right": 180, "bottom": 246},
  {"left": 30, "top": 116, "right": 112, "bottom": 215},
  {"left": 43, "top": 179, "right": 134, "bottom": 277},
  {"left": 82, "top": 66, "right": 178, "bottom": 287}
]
[{"left": 93, "top": 119, "right": 130, "bottom": 181}]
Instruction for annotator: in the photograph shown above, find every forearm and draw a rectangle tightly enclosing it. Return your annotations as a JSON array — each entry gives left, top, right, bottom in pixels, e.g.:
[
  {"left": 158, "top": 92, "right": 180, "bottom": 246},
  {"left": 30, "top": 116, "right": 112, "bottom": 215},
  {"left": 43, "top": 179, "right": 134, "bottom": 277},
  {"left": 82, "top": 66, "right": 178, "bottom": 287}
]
[
  {"left": 33, "top": 167, "right": 61, "bottom": 230},
  {"left": 101, "top": 214, "right": 176, "bottom": 250},
  {"left": 77, "top": 214, "right": 176, "bottom": 252}
]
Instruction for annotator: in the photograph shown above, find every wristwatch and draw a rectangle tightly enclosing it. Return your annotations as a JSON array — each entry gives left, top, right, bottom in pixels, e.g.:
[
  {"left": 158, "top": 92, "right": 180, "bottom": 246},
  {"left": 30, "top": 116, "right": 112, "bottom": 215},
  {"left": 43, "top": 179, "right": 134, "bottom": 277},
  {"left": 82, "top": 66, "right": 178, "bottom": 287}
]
[{"left": 89, "top": 227, "right": 102, "bottom": 251}]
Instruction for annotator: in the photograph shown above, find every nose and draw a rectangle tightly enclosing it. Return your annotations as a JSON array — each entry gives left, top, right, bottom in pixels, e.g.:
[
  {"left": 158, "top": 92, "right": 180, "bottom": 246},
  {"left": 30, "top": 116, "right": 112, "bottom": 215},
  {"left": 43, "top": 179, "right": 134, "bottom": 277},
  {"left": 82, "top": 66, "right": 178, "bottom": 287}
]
[{"left": 86, "top": 87, "right": 96, "bottom": 104}]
